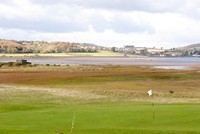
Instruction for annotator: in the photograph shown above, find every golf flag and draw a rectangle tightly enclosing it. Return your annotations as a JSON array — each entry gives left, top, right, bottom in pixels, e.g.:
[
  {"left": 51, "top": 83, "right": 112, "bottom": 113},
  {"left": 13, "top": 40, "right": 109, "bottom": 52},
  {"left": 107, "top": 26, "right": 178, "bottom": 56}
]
[
  {"left": 148, "top": 89, "right": 155, "bottom": 119},
  {"left": 148, "top": 90, "right": 153, "bottom": 96}
]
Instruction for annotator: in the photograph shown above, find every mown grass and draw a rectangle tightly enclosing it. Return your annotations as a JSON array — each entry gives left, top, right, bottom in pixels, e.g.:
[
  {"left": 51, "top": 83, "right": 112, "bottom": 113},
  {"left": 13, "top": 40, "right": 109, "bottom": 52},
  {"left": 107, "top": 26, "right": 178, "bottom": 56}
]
[
  {"left": 0, "top": 65, "right": 200, "bottom": 133},
  {"left": 1, "top": 102, "right": 200, "bottom": 134}
]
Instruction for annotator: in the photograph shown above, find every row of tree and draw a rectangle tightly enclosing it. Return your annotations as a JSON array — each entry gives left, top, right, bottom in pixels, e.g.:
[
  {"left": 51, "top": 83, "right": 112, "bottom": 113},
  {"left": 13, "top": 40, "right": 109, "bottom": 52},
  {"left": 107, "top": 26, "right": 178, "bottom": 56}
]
[{"left": 0, "top": 40, "right": 98, "bottom": 53}]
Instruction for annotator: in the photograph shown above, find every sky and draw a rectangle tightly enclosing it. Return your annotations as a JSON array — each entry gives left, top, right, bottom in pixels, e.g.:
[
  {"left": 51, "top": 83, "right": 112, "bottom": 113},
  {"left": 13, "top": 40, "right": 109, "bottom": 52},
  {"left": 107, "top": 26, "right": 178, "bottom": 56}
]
[{"left": 1, "top": 0, "right": 200, "bottom": 48}]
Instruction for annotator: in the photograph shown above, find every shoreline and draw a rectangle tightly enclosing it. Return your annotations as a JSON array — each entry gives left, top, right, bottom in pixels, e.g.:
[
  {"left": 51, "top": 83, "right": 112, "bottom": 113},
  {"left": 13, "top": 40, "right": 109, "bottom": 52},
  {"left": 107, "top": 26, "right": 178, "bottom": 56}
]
[{"left": 0, "top": 56, "right": 200, "bottom": 70}]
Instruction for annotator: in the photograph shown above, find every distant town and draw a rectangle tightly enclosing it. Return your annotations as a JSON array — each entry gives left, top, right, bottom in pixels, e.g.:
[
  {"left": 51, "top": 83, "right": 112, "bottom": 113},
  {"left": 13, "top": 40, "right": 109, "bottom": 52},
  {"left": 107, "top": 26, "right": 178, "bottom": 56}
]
[
  {"left": 113, "top": 45, "right": 200, "bottom": 57},
  {"left": 0, "top": 39, "right": 200, "bottom": 57}
]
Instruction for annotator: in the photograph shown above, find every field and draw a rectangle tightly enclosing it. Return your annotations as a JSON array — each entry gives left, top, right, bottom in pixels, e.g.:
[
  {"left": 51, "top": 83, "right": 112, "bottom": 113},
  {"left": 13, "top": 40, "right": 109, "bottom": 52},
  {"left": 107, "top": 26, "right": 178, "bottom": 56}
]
[
  {"left": 0, "top": 51, "right": 127, "bottom": 57},
  {"left": 0, "top": 64, "right": 200, "bottom": 134}
]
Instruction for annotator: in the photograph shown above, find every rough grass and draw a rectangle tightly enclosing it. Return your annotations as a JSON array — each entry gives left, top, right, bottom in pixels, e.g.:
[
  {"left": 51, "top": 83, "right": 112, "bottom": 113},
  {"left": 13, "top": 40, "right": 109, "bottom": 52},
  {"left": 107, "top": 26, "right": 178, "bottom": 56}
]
[
  {"left": 0, "top": 65, "right": 200, "bottom": 102},
  {"left": 0, "top": 65, "right": 200, "bottom": 133}
]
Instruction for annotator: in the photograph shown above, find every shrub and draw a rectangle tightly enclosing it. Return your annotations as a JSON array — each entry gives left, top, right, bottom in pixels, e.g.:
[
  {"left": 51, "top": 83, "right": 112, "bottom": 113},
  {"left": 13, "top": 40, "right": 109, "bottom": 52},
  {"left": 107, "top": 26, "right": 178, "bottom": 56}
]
[{"left": 0, "top": 62, "right": 5, "bottom": 67}]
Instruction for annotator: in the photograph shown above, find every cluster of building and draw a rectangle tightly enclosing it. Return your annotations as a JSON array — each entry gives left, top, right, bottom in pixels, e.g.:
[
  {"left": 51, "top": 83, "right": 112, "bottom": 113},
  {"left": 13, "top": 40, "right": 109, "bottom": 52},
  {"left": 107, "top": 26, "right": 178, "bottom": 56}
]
[{"left": 113, "top": 46, "right": 183, "bottom": 57}]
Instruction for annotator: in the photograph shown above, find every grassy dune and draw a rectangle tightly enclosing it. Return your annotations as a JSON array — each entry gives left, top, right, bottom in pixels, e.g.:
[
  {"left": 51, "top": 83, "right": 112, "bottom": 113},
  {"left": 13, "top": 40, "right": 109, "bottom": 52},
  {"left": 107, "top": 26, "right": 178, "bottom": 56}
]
[{"left": 0, "top": 65, "right": 200, "bottom": 133}]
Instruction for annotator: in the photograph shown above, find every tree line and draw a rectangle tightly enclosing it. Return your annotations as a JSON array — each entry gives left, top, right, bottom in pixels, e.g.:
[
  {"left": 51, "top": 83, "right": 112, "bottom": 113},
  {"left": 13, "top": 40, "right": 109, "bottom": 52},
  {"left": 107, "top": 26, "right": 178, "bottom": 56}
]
[{"left": 0, "top": 40, "right": 98, "bottom": 53}]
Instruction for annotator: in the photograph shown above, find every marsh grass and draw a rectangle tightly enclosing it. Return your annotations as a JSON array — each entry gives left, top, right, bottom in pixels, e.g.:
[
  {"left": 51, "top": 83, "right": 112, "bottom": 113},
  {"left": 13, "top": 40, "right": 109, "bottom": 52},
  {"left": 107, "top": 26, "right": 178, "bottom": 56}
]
[{"left": 0, "top": 65, "right": 200, "bottom": 133}]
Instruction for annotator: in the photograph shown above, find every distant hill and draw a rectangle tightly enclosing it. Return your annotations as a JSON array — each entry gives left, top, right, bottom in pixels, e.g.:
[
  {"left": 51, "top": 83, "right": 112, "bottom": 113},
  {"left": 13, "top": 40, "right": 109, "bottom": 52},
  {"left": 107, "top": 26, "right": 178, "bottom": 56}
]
[
  {"left": 177, "top": 43, "right": 200, "bottom": 50},
  {"left": 0, "top": 39, "right": 102, "bottom": 53},
  {"left": 1, "top": 39, "right": 200, "bottom": 57},
  {"left": 176, "top": 43, "right": 200, "bottom": 56}
]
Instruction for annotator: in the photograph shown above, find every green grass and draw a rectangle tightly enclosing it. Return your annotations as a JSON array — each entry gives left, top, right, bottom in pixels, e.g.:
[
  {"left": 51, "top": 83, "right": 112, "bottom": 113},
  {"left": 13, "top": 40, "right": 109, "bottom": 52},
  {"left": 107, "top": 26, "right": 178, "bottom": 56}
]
[
  {"left": 0, "top": 86, "right": 200, "bottom": 134},
  {"left": 0, "top": 65, "right": 200, "bottom": 133},
  {"left": 0, "top": 51, "right": 125, "bottom": 57},
  {"left": 1, "top": 102, "right": 200, "bottom": 134}
]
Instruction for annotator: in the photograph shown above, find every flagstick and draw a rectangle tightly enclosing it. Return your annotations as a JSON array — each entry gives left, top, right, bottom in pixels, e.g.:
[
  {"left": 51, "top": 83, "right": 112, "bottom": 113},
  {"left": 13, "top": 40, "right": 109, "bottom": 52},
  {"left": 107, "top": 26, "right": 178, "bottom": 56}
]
[
  {"left": 148, "top": 90, "right": 155, "bottom": 119},
  {"left": 151, "top": 95, "right": 155, "bottom": 119}
]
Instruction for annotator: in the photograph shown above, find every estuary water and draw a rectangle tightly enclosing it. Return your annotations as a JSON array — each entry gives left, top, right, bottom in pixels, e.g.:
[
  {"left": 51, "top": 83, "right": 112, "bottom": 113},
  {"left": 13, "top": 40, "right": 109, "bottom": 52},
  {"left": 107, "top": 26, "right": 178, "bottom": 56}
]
[{"left": 0, "top": 57, "right": 199, "bottom": 69}]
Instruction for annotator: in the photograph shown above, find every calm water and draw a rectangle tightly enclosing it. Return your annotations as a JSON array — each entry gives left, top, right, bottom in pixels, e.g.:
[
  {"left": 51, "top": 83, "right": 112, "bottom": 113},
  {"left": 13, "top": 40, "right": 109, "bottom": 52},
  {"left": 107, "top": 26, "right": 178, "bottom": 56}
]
[
  {"left": 0, "top": 57, "right": 200, "bottom": 69},
  {"left": 153, "top": 66, "right": 190, "bottom": 70}
]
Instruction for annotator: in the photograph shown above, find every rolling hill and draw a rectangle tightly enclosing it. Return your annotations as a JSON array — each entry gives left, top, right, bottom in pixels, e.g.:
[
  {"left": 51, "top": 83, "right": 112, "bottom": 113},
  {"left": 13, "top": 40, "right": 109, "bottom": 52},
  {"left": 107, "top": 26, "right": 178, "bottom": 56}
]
[
  {"left": 0, "top": 39, "right": 100, "bottom": 53},
  {"left": 177, "top": 43, "right": 200, "bottom": 50}
]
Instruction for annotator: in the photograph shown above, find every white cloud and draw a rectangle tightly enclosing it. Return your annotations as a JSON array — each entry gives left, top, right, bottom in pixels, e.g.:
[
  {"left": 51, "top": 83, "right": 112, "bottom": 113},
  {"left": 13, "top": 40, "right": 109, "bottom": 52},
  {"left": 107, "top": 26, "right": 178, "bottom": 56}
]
[
  {"left": 1, "top": 0, "right": 200, "bottom": 48},
  {"left": 0, "top": 0, "right": 45, "bottom": 20},
  {"left": 30, "top": 0, "right": 185, "bottom": 12}
]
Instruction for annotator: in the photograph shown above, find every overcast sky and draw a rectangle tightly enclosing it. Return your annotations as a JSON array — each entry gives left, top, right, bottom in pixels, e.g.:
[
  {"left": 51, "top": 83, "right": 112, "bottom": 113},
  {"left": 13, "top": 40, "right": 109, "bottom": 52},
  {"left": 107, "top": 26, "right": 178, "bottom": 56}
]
[{"left": 1, "top": 0, "right": 200, "bottom": 48}]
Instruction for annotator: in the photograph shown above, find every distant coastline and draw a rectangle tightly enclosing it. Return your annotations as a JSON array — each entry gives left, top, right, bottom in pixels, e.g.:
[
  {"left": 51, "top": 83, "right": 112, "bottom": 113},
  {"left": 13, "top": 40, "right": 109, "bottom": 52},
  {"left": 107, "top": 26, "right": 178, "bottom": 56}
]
[
  {"left": 1, "top": 39, "right": 200, "bottom": 57},
  {"left": 1, "top": 57, "right": 200, "bottom": 69}
]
